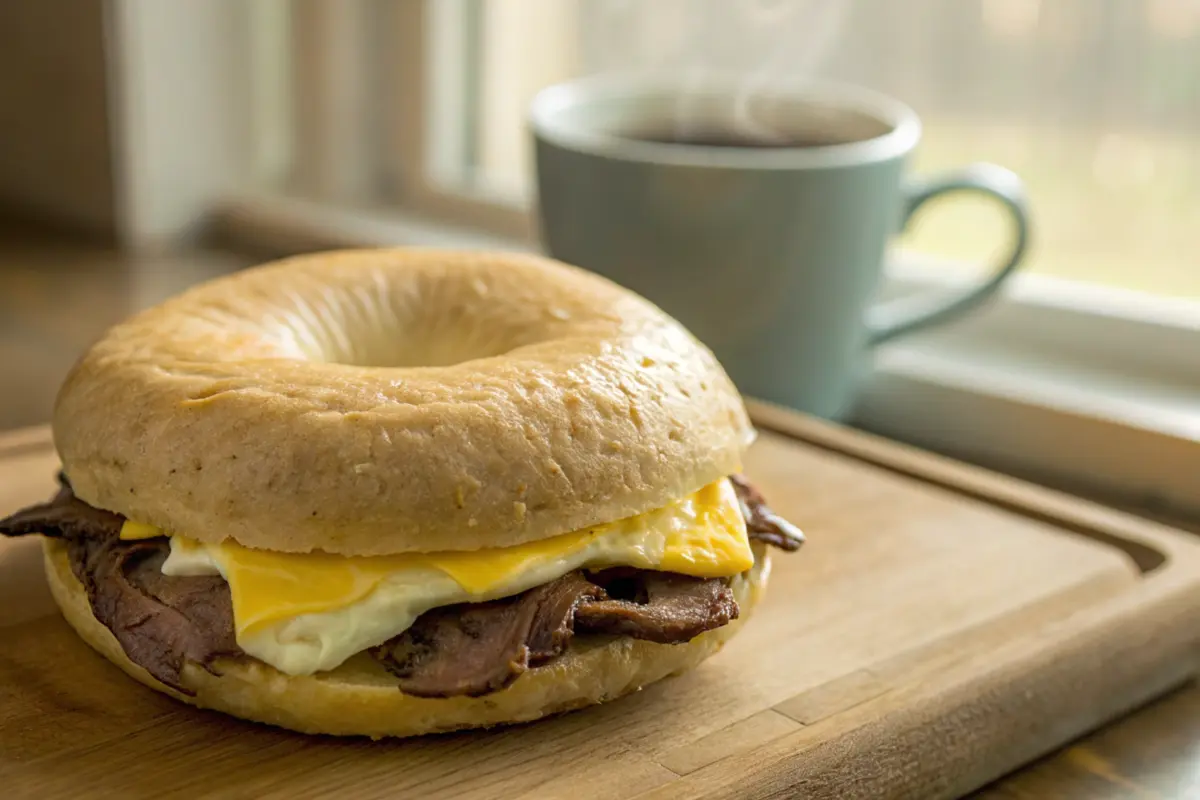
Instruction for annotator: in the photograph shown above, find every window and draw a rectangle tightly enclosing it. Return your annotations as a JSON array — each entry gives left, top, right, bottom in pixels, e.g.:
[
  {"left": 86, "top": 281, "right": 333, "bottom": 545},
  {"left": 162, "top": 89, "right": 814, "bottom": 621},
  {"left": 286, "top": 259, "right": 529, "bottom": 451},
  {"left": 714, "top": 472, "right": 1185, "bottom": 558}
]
[
  {"left": 403, "top": 0, "right": 1199, "bottom": 299},
  {"left": 238, "top": 1, "right": 1200, "bottom": 299},
  {"left": 125, "top": 1, "right": 1197, "bottom": 519}
]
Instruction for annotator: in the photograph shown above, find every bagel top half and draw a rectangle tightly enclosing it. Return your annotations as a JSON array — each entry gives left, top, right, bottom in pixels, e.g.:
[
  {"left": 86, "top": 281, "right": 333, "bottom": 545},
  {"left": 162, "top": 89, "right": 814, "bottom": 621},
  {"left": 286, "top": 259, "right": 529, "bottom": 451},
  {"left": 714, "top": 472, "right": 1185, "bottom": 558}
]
[{"left": 54, "top": 249, "right": 753, "bottom": 556}]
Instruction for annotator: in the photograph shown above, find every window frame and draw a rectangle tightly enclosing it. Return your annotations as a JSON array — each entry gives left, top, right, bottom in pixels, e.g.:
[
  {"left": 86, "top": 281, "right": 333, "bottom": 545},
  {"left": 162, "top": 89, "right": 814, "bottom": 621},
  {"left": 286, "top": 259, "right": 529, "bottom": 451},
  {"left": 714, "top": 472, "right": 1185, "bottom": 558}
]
[{"left": 381, "top": 0, "right": 532, "bottom": 240}]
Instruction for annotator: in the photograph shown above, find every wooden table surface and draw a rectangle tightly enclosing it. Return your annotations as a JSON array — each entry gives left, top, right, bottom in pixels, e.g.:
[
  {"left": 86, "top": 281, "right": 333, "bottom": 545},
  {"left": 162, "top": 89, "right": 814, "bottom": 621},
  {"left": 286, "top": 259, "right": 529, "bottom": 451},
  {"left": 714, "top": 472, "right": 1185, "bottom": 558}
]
[{"left": 977, "top": 680, "right": 1200, "bottom": 798}]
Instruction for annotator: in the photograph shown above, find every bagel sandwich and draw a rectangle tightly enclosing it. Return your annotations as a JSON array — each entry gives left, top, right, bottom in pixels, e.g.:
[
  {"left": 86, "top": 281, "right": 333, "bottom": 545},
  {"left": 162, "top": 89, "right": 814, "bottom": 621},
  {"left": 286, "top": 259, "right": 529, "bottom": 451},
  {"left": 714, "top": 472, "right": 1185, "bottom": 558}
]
[{"left": 0, "top": 248, "right": 803, "bottom": 738}]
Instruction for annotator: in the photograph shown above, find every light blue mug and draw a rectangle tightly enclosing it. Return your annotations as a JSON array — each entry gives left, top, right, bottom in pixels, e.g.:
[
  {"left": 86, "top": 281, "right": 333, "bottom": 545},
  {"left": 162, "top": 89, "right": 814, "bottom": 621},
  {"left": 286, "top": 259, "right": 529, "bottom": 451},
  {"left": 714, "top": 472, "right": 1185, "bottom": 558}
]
[{"left": 531, "top": 76, "right": 1029, "bottom": 420}]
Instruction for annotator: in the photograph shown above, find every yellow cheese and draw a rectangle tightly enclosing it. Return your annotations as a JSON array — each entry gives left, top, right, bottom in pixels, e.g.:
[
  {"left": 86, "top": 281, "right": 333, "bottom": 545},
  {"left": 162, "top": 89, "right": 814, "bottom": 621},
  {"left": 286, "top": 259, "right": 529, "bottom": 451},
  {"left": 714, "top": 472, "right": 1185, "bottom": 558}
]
[
  {"left": 648, "top": 479, "right": 754, "bottom": 576},
  {"left": 119, "top": 519, "right": 165, "bottom": 540},
  {"left": 421, "top": 529, "right": 597, "bottom": 595},
  {"left": 204, "top": 544, "right": 417, "bottom": 636}
]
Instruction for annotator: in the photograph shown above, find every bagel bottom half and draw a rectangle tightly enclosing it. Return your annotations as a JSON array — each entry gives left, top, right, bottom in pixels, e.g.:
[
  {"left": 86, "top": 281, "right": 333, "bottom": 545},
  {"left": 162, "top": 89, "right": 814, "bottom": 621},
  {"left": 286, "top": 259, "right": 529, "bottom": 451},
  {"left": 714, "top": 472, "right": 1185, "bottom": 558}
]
[{"left": 44, "top": 539, "right": 770, "bottom": 738}]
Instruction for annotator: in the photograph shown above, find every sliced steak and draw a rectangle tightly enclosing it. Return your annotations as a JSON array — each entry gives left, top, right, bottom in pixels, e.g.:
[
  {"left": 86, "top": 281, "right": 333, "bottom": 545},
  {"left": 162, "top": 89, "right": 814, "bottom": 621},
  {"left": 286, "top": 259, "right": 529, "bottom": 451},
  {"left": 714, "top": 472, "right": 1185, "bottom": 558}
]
[
  {"left": 70, "top": 535, "right": 241, "bottom": 694},
  {"left": 371, "top": 570, "right": 738, "bottom": 697},
  {"left": 575, "top": 571, "right": 738, "bottom": 643},
  {"left": 730, "top": 473, "right": 805, "bottom": 551},
  {"left": 1, "top": 481, "right": 241, "bottom": 694},
  {"left": 370, "top": 572, "right": 606, "bottom": 697},
  {"left": 0, "top": 476, "right": 122, "bottom": 541}
]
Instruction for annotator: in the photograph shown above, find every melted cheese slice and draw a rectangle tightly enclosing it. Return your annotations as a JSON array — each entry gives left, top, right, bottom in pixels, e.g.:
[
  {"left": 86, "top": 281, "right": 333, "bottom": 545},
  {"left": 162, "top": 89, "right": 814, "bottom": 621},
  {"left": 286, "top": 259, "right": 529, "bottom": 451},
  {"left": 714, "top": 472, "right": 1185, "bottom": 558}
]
[{"left": 119, "top": 479, "right": 753, "bottom": 675}]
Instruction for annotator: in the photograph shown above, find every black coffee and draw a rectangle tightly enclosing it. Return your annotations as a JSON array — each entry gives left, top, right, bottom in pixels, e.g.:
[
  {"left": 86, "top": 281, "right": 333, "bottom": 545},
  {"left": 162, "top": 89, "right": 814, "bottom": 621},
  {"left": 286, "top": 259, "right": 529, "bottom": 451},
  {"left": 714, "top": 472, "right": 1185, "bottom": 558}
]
[{"left": 626, "top": 128, "right": 855, "bottom": 149}]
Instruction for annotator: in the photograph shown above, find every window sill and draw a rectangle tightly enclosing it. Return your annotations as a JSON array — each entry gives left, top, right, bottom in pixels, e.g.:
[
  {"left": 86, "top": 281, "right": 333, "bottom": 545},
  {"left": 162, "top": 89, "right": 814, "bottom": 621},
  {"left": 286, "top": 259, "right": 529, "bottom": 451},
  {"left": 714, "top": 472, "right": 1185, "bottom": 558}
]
[
  {"left": 215, "top": 193, "right": 1200, "bottom": 521},
  {"left": 858, "top": 341, "right": 1197, "bottom": 518}
]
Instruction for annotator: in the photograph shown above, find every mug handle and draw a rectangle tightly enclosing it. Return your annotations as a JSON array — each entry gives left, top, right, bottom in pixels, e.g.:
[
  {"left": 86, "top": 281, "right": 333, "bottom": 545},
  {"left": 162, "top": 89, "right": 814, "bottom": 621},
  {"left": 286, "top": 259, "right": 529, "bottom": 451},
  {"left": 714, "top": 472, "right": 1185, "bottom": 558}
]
[{"left": 867, "top": 163, "right": 1030, "bottom": 346}]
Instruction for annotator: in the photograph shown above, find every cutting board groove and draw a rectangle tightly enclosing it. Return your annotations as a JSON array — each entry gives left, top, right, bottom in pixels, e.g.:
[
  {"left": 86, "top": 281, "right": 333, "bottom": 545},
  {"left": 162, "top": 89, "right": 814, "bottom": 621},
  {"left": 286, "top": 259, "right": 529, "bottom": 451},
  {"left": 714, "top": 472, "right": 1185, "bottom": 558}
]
[
  {"left": 2, "top": 400, "right": 1198, "bottom": 800},
  {"left": 750, "top": 405, "right": 1170, "bottom": 575}
]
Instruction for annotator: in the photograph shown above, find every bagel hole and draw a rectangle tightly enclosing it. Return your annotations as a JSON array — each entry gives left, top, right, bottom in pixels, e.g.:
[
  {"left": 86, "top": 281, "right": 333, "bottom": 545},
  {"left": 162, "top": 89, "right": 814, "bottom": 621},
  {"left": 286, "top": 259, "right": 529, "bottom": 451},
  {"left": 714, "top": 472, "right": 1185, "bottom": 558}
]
[
  {"left": 318, "top": 326, "right": 523, "bottom": 369},
  {"left": 325, "top": 350, "right": 508, "bottom": 369}
]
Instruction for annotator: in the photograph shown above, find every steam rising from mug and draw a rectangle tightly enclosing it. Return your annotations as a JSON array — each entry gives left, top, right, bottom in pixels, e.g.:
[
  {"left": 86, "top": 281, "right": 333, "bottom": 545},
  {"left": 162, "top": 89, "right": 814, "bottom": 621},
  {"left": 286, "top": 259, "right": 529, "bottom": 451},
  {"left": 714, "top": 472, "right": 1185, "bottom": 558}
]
[{"left": 581, "top": 0, "right": 850, "bottom": 142}]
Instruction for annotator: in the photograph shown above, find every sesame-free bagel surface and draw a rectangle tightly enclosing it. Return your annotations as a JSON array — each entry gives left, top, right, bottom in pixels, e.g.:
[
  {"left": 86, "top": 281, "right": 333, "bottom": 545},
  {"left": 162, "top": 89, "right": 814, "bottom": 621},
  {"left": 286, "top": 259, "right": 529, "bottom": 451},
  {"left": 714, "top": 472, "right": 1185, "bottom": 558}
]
[{"left": 54, "top": 249, "right": 753, "bottom": 555}]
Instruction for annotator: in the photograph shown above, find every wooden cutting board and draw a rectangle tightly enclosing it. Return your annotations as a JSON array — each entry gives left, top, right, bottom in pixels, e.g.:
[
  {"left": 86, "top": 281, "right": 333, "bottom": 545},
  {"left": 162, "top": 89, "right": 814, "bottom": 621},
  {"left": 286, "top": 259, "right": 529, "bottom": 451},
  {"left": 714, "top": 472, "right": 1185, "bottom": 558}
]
[{"left": 2, "top": 400, "right": 1198, "bottom": 800}]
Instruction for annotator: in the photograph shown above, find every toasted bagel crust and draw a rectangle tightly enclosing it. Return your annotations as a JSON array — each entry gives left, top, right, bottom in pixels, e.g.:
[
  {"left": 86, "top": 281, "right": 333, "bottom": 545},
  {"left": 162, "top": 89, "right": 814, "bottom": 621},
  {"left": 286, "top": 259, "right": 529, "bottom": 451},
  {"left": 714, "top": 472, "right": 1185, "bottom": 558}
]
[
  {"left": 44, "top": 539, "right": 768, "bottom": 737},
  {"left": 53, "top": 249, "right": 753, "bottom": 555}
]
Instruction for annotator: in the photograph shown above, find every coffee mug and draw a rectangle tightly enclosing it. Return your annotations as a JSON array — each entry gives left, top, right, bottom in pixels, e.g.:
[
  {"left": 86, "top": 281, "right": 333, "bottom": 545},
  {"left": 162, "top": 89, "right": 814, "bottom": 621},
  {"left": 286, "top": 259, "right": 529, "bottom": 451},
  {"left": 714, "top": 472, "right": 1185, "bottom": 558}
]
[{"left": 530, "top": 76, "right": 1030, "bottom": 420}]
